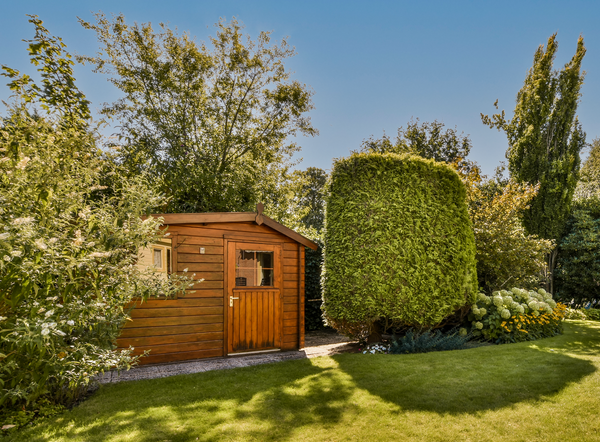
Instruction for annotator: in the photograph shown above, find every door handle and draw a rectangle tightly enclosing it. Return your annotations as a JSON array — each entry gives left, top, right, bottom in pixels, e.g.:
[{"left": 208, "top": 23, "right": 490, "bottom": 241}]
[{"left": 230, "top": 296, "right": 239, "bottom": 307}]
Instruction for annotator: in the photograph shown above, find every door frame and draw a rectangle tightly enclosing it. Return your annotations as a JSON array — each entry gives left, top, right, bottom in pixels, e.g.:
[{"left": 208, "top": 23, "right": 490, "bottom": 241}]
[{"left": 223, "top": 239, "right": 284, "bottom": 355}]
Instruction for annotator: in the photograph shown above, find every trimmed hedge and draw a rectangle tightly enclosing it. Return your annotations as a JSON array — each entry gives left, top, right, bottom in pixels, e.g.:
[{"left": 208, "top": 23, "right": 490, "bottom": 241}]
[{"left": 322, "top": 153, "right": 477, "bottom": 338}]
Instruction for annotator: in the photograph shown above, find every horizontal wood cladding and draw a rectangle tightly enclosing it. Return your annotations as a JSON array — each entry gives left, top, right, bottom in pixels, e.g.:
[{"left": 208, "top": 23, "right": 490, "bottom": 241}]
[
  {"left": 178, "top": 254, "right": 223, "bottom": 263},
  {"left": 120, "top": 322, "right": 223, "bottom": 338},
  {"left": 177, "top": 236, "right": 223, "bottom": 246},
  {"left": 141, "top": 348, "right": 223, "bottom": 365},
  {"left": 178, "top": 245, "right": 223, "bottom": 255},
  {"left": 127, "top": 298, "right": 222, "bottom": 309},
  {"left": 117, "top": 331, "right": 223, "bottom": 348},
  {"left": 124, "top": 315, "right": 222, "bottom": 328},
  {"left": 177, "top": 263, "right": 223, "bottom": 272},
  {"left": 123, "top": 339, "right": 223, "bottom": 356},
  {"left": 130, "top": 306, "right": 223, "bottom": 318},
  {"left": 187, "top": 280, "right": 224, "bottom": 289},
  {"left": 184, "top": 289, "right": 223, "bottom": 298},
  {"left": 283, "top": 250, "right": 298, "bottom": 259},
  {"left": 179, "top": 271, "right": 223, "bottom": 281},
  {"left": 168, "top": 226, "right": 294, "bottom": 243}
]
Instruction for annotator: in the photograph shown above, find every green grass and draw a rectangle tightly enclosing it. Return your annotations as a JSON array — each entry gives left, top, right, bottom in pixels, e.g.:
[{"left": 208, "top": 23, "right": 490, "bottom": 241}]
[{"left": 6, "top": 321, "right": 600, "bottom": 441}]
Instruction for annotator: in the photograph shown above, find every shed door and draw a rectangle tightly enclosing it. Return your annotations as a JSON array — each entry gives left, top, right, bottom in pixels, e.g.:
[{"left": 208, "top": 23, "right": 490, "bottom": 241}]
[{"left": 227, "top": 242, "right": 282, "bottom": 353}]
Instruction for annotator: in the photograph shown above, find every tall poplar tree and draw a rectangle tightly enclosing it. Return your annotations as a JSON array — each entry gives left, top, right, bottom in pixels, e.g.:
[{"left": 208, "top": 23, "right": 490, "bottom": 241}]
[
  {"left": 481, "top": 34, "right": 586, "bottom": 293},
  {"left": 481, "top": 34, "right": 586, "bottom": 242}
]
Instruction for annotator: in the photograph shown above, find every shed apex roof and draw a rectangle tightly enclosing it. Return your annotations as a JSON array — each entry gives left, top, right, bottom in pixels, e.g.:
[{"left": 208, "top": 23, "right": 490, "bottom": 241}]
[{"left": 151, "top": 211, "right": 318, "bottom": 250}]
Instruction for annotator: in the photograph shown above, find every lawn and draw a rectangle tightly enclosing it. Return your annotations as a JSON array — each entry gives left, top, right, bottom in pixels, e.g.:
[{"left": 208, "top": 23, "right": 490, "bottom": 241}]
[{"left": 6, "top": 321, "right": 600, "bottom": 442}]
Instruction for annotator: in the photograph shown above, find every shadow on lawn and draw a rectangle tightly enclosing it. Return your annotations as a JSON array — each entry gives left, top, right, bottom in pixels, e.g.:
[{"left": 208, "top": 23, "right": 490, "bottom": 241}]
[
  {"left": 15, "top": 323, "right": 599, "bottom": 442},
  {"left": 335, "top": 322, "right": 598, "bottom": 415},
  {"left": 19, "top": 358, "right": 355, "bottom": 442}
]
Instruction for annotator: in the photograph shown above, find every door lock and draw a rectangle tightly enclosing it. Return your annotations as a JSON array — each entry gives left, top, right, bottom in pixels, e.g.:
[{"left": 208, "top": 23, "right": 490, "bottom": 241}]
[{"left": 230, "top": 296, "right": 239, "bottom": 307}]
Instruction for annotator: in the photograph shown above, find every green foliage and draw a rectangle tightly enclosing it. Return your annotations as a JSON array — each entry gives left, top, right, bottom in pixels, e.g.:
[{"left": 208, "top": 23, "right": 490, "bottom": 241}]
[
  {"left": 304, "top": 243, "right": 325, "bottom": 331},
  {"left": 555, "top": 197, "right": 600, "bottom": 306},
  {"left": 584, "top": 308, "right": 600, "bottom": 321},
  {"left": 389, "top": 329, "right": 471, "bottom": 354},
  {"left": 575, "top": 138, "right": 600, "bottom": 200},
  {"left": 464, "top": 173, "right": 554, "bottom": 293},
  {"left": 482, "top": 34, "right": 587, "bottom": 241},
  {"left": 564, "top": 307, "right": 588, "bottom": 320},
  {"left": 361, "top": 119, "right": 476, "bottom": 173},
  {"left": 0, "top": 17, "right": 192, "bottom": 416},
  {"left": 322, "top": 152, "right": 478, "bottom": 339},
  {"left": 79, "top": 13, "right": 317, "bottom": 214},
  {"left": 469, "top": 288, "right": 565, "bottom": 343},
  {"left": 296, "top": 167, "right": 328, "bottom": 232}
]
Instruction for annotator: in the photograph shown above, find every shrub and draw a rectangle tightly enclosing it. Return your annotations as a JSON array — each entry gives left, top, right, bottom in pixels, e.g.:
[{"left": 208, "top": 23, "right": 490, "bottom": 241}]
[
  {"left": 564, "top": 308, "right": 588, "bottom": 320},
  {"left": 584, "top": 308, "right": 600, "bottom": 321},
  {"left": 0, "top": 18, "right": 193, "bottom": 419},
  {"left": 322, "top": 152, "right": 477, "bottom": 339},
  {"left": 555, "top": 197, "right": 600, "bottom": 307},
  {"left": 469, "top": 288, "right": 565, "bottom": 343},
  {"left": 462, "top": 170, "right": 554, "bottom": 293},
  {"left": 389, "top": 329, "right": 472, "bottom": 354}
]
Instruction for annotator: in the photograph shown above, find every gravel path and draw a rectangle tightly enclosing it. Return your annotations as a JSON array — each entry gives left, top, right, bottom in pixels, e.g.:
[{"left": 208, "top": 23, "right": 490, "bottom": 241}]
[{"left": 97, "top": 332, "right": 357, "bottom": 384}]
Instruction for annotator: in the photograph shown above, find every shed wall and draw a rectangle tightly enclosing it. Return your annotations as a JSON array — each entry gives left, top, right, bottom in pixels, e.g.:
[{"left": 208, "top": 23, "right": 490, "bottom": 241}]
[{"left": 117, "top": 221, "right": 304, "bottom": 365}]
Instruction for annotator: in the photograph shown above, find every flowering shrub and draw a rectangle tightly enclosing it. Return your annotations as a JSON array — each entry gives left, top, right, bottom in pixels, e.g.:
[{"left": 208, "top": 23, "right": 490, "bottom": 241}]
[
  {"left": 362, "top": 343, "right": 390, "bottom": 354},
  {"left": 0, "top": 17, "right": 193, "bottom": 421},
  {"left": 469, "top": 288, "right": 566, "bottom": 343},
  {"left": 564, "top": 308, "right": 588, "bottom": 320}
]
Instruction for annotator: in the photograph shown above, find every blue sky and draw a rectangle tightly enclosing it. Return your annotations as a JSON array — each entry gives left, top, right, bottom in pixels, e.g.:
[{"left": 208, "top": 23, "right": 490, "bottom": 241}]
[{"left": 1, "top": 0, "right": 598, "bottom": 176}]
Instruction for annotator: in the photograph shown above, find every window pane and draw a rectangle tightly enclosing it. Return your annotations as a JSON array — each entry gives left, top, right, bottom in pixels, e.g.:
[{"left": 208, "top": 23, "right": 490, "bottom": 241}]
[
  {"left": 153, "top": 249, "right": 162, "bottom": 269},
  {"left": 259, "top": 268, "right": 273, "bottom": 286},
  {"left": 235, "top": 249, "right": 274, "bottom": 287}
]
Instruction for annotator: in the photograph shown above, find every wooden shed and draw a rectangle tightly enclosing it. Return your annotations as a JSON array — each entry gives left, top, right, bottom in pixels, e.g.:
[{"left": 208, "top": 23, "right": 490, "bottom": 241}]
[{"left": 117, "top": 205, "right": 318, "bottom": 365}]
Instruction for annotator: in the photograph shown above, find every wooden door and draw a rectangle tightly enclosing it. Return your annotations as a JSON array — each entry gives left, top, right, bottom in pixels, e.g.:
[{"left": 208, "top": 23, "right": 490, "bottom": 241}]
[{"left": 227, "top": 242, "right": 282, "bottom": 353}]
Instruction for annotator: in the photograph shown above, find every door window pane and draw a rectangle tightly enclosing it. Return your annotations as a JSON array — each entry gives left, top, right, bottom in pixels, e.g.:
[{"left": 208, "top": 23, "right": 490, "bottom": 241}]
[{"left": 235, "top": 250, "right": 274, "bottom": 287}]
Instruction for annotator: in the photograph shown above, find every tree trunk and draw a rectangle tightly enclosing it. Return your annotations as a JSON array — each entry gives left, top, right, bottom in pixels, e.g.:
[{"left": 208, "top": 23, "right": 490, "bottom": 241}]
[
  {"left": 546, "top": 248, "right": 558, "bottom": 294},
  {"left": 367, "top": 321, "right": 383, "bottom": 343}
]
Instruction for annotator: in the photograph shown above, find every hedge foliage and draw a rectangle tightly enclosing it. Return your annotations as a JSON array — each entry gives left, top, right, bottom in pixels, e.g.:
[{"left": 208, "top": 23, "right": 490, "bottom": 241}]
[
  {"left": 555, "top": 197, "right": 600, "bottom": 307},
  {"left": 322, "top": 153, "right": 477, "bottom": 337}
]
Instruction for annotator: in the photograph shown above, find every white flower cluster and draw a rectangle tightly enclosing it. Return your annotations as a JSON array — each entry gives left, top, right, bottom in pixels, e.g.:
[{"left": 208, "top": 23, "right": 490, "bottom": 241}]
[
  {"left": 362, "top": 343, "right": 390, "bottom": 354},
  {"left": 472, "top": 288, "right": 557, "bottom": 328}
]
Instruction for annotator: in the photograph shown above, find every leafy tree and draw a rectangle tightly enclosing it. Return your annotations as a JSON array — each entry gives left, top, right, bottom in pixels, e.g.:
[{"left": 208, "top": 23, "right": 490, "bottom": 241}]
[
  {"left": 296, "top": 167, "right": 328, "bottom": 232},
  {"left": 79, "top": 13, "right": 317, "bottom": 214},
  {"left": 462, "top": 169, "right": 554, "bottom": 293},
  {"left": 481, "top": 34, "right": 587, "bottom": 242},
  {"left": 360, "top": 119, "right": 476, "bottom": 173},
  {"left": 575, "top": 137, "right": 600, "bottom": 200},
  {"left": 0, "top": 16, "right": 191, "bottom": 421},
  {"left": 555, "top": 197, "right": 600, "bottom": 307}
]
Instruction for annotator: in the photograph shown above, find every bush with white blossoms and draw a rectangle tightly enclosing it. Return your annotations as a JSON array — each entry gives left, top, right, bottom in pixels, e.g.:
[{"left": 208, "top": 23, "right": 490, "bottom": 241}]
[
  {"left": 0, "top": 18, "right": 194, "bottom": 418},
  {"left": 468, "top": 288, "right": 566, "bottom": 343}
]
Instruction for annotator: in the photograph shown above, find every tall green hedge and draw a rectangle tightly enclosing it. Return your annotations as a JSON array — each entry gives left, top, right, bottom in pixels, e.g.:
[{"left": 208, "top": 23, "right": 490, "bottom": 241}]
[{"left": 322, "top": 153, "right": 477, "bottom": 338}]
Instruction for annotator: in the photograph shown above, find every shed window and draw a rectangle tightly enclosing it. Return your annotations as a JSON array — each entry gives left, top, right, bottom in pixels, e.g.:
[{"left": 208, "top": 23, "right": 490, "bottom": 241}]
[{"left": 235, "top": 250, "right": 274, "bottom": 287}]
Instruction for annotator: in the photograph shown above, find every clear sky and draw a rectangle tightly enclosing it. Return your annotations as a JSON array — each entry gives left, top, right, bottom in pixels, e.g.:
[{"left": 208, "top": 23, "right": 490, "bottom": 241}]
[{"left": 1, "top": 0, "right": 598, "bottom": 177}]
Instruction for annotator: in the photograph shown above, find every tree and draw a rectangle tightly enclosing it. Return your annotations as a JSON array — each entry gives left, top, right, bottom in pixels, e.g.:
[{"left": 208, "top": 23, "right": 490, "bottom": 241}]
[
  {"left": 79, "top": 13, "right": 317, "bottom": 214},
  {"left": 574, "top": 137, "right": 600, "bottom": 200},
  {"left": 296, "top": 167, "right": 328, "bottom": 232},
  {"left": 0, "top": 16, "right": 191, "bottom": 421},
  {"left": 481, "top": 34, "right": 586, "bottom": 242},
  {"left": 463, "top": 172, "right": 554, "bottom": 293},
  {"left": 360, "top": 119, "right": 476, "bottom": 173},
  {"left": 555, "top": 197, "right": 600, "bottom": 307}
]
